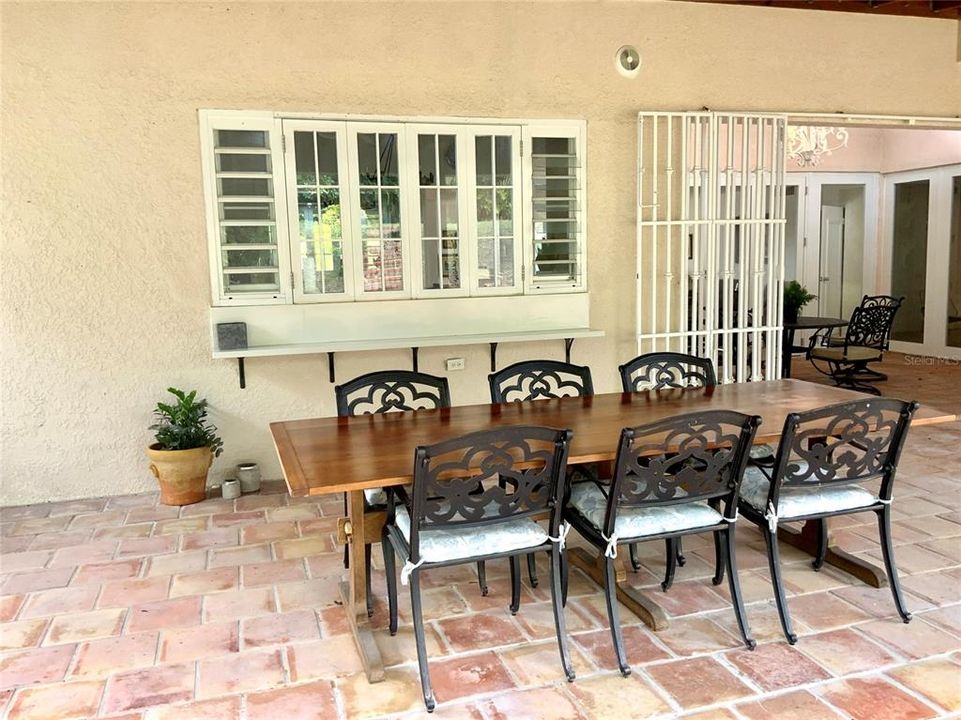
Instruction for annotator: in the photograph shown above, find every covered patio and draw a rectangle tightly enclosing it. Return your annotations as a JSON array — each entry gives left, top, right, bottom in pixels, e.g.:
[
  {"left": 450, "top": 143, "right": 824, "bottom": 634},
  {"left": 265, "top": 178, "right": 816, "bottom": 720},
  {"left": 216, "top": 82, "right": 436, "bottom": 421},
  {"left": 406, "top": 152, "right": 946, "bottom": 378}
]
[{"left": 1, "top": 355, "right": 958, "bottom": 718}]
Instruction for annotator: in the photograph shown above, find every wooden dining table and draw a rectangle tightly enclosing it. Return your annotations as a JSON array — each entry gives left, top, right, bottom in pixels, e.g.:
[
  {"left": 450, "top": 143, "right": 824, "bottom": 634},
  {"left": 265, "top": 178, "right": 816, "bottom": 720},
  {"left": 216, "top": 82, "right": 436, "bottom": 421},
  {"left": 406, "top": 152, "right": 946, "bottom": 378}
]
[{"left": 270, "top": 378, "right": 956, "bottom": 683}]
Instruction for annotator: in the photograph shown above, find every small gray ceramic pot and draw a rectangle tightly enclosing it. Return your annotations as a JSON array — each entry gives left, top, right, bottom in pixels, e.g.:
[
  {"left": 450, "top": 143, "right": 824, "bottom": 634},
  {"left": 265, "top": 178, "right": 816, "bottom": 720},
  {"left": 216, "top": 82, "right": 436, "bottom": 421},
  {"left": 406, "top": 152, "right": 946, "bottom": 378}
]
[
  {"left": 221, "top": 478, "right": 241, "bottom": 500},
  {"left": 237, "top": 463, "right": 261, "bottom": 493}
]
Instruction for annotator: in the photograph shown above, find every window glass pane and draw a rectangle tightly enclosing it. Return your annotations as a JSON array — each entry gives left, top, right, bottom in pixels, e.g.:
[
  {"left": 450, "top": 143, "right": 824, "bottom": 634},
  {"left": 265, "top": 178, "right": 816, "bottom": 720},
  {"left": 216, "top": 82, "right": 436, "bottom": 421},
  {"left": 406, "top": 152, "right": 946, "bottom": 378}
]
[
  {"left": 219, "top": 178, "right": 271, "bottom": 197},
  {"left": 224, "top": 272, "right": 279, "bottom": 291},
  {"left": 222, "top": 248, "right": 277, "bottom": 268},
  {"left": 949, "top": 176, "right": 961, "bottom": 348},
  {"left": 438, "top": 135, "right": 457, "bottom": 186},
  {"left": 499, "top": 238, "right": 514, "bottom": 286},
  {"left": 381, "top": 189, "right": 401, "bottom": 238},
  {"left": 379, "top": 134, "right": 399, "bottom": 186},
  {"left": 217, "top": 154, "right": 269, "bottom": 173},
  {"left": 362, "top": 240, "right": 383, "bottom": 291},
  {"left": 420, "top": 189, "right": 439, "bottom": 238},
  {"left": 440, "top": 188, "right": 458, "bottom": 237},
  {"left": 475, "top": 136, "right": 493, "bottom": 186},
  {"left": 419, "top": 135, "right": 436, "bottom": 185},
  {"left": 890, "top": 180, "right": 929, "bottom": 343},
  {"left": 495, "top": 136, "right": 511, "bottom": 186},
  {"left": 359, "top": 190, "right": 380, "bottom": 238},
  {"left": 221, "top": 226, "right": 274, "bottom": 245},
  {"left": 357, "top": 134, "right": 378, "bottom": 184},
  {"left": 496, "top": 188, "right": 513, "bottom": 236},
  {"left": 477, "top": 238, "right": 494, "bottom": 288},
  {"left": 443, "top": 239, "right": 460, "bottom": 288},
  {"left": 318, "top": 188, "right": 342, "bottom": 239},
  {"left": 477, "top": 191, "right": 494, "bottom": 237},
  {"left": 384, "top": 240, "right": 404, "bottom": 290},
  {"left": 530, "top": 134, "right": 580, "bottom": 284},
  {"left": 293, "top": 132, "right": 316, "bottom": 185},
  {"left": 423, "top": 239, "right": 440, "bottom": 289},
  {"left": 221, "top": 202, "right": 273, "bottom": 220},
  {"left": 316, "top": 133, "right": 338, "bottom": 184},
  {"left": 217, "top": 130, "right": 266, "bottom": 148}
]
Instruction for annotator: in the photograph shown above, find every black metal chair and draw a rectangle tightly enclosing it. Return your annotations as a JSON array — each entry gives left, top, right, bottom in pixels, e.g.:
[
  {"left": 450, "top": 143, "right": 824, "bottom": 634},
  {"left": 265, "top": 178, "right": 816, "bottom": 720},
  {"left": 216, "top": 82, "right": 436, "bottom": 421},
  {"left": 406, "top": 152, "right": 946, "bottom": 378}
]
[
  {"left": 489, "top": 359, "right": 594, "bottom": 587},
  {"left": 738, "top": 398, "right": 919, "bottom": 645},
  {"left": 618, "top": 352, "right": 720, "bottom": 578},
  {"left": 489, "top": 359, "right": 594, "bottom": 403},
  {"left": 565, "top": 411, "right": 760, "bottom": 675},
  {"left": 336, "top": 370, "right": 491, "bottom": 617},
  {"left": 808, "top": 297, "right": 903, "bottom": 394},
  {"left": 383, "top": 426, "right": 575, "bottom": 712}
]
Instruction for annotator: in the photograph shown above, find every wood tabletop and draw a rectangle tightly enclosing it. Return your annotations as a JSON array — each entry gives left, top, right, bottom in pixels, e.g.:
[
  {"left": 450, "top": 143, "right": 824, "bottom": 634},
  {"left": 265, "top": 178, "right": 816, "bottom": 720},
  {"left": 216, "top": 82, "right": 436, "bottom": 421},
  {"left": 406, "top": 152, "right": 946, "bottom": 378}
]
[{"left": 270, "top": 379, "right": 957, "bottom": 497}]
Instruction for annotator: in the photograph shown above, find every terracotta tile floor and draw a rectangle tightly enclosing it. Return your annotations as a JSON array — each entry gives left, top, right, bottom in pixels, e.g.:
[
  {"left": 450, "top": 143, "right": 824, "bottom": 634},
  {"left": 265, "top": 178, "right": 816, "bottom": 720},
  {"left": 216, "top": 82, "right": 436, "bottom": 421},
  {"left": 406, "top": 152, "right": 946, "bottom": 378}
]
[{"left": 1, "top": 354, "right": 959, "bottom": 719}]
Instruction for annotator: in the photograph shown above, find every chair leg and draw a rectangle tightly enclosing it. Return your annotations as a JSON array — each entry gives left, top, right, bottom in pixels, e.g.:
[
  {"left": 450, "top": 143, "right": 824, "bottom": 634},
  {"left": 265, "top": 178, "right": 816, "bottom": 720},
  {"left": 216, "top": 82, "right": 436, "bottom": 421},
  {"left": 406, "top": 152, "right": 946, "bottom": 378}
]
[
  {"left": 382, "top": 528, "right": 398, "bottom": 636},
  {"left": 509, "top": 555, "right": 521, "bottom": 615},
  {"left": 812, "top": 518, "right": 828, "bottom": 571},
  {"left": 662, "top": 537, "right": 678, "bottom": 592},
  {"left": 676, "top": 536, "right": 686, "bottom": 567},
  {"left": 629, "top": 543, "right": 641, "bottom": 571},
  {"left": 724, "top": 526, "right": 755, "bottom": 650},
  {"left": 712, "top": 530, "right": 726, "bottom": 586},
  {"left": 878, "top": 506, "right": 912, "bottom": 623},
  {"left": 550, "top": 547, "right": 575, "bottom": 682},
  {"left": 343, "top": 493, "right": 350, "bottom": 569},
  {"left": 603, "top": 554, "right": 631, "bottom": 676},
  {"left": 527, "top": 553, "right": 539, "bottom": 588},
  {"left": 560, "top": 548, "right": 570, "bottom": 608},
  {"left": 763, "top": 528, "right": 798, "bottom": 644},
  {"left": 476, "top": 561, "right": 488, "bottom": 597},
  {"left": 364, "top": 542, "right": 374, "bottom": 618},
  {"left": 409, "top": 571, "right": 436, "bottom": 713}
]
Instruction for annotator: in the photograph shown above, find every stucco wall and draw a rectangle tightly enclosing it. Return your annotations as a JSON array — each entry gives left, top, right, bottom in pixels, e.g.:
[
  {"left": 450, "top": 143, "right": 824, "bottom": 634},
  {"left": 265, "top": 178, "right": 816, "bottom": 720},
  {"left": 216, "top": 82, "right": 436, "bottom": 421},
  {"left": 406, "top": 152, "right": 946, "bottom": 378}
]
[{"left": 2, "top": 1, "right": 960, "bottom": 505}]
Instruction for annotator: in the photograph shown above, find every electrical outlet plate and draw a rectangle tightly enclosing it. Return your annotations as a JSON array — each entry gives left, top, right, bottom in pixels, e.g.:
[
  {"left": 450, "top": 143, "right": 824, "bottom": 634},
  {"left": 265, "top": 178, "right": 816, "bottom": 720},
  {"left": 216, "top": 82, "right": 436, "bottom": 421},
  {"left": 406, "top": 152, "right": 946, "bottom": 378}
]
[{"left": 445, "top": 358, "right": 466, "bottom": 371}]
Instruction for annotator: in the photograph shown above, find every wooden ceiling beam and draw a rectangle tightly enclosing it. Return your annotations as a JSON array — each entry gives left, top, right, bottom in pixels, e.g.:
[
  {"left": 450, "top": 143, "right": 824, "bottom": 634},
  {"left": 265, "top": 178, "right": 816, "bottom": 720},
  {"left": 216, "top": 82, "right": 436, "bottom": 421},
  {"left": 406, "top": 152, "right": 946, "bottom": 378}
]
[{"left": 679, "top": 0, "right": 961, "bottom": 19}]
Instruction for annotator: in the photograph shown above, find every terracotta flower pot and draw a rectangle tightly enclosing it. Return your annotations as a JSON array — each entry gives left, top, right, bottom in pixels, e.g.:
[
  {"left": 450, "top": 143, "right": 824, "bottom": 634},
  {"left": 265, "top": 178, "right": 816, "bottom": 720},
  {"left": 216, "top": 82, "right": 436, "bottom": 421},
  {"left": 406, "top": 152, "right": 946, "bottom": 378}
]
[{"left": 147, "top": 444, "right": 213, "bottom": 506}]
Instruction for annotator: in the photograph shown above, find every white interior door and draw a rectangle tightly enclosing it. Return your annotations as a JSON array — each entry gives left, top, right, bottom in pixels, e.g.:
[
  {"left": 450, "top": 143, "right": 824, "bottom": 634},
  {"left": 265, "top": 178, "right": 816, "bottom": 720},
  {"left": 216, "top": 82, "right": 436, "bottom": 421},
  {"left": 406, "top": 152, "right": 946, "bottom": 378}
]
[
  {"left": 884, "top": 164, "right": 961, "bottom": 359},
  {"left": 819, "top": 204, "right": 845, "bottom": 317}
]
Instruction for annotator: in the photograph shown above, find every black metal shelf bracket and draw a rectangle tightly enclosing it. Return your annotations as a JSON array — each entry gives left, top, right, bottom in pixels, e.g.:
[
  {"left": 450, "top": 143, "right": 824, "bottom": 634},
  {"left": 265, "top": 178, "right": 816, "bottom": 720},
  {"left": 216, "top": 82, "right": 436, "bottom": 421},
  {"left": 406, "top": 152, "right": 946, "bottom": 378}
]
[
  {"left": 489, "top": 342, "right": 498, "bottom": 372},
  {"left": 237, "top": 357, "right": 246, "bottom": 389},
  {"left": 565, "top": 337, "right": 575, "bottom": 363},
  {"left": 411, "top": 347, "right": 420, "bottom": 372},
  {"left": 328, "top": 352, "right": 336, "bottom": 383}
]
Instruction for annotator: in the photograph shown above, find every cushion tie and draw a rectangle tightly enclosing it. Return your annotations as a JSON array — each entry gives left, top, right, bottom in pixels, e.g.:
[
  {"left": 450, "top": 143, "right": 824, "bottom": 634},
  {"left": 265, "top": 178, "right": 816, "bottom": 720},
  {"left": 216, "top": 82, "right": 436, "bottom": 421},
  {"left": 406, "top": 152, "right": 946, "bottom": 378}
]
[
  {"left": 879, "top": 497, "right": 893, "bottom": 505},
  {"left": 547, "top": 521, "right": 571, "bottom": 551},
  {"left": 724, "top": 508, "right": 739, "bottom": 523},
  {"left": 400, "top": 557, "right": 425, "bottom": 586},
  {"left": 601, "top": 531, "right": 619, "bottom": 559},
  {"left": 765, "top": 501, "right": 778, "bottom": 535}
]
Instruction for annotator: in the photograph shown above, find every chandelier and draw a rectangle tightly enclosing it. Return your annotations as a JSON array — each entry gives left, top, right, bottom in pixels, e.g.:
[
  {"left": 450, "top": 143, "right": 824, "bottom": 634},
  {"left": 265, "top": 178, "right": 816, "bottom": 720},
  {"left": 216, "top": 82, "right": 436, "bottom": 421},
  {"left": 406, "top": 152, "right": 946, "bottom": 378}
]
[{"left": 786, "top": 126, "right": 849, "bottom": 167}]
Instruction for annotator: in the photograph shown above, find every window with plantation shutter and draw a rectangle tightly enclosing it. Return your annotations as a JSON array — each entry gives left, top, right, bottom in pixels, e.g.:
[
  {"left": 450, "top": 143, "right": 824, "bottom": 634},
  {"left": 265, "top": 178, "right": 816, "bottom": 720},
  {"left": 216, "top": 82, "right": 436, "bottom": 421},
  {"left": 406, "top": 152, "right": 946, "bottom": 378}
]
[{"left": 200, "top": 113, "right": 290, "bottom": 304}]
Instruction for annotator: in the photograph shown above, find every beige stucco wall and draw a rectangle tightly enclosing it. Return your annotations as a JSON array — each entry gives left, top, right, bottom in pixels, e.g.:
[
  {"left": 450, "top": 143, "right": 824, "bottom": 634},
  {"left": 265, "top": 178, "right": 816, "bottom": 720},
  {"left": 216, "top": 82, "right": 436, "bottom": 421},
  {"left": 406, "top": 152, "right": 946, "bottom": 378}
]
[{"left": 2, "top": 1, "right": 959, "bottom": 505}]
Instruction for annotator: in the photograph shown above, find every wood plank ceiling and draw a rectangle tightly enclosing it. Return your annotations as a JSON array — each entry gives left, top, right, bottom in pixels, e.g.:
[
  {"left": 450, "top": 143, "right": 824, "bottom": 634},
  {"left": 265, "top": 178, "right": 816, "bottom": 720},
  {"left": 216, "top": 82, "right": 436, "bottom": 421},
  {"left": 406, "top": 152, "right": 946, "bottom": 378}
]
[{"left": 680, "top": 0, "right": 961, "bottom": 20}]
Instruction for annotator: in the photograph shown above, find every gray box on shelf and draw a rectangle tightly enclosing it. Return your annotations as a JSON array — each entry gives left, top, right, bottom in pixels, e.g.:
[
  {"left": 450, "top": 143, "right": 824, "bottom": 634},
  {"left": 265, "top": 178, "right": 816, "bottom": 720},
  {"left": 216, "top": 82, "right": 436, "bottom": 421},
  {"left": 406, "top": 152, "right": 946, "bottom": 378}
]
[{"left": 217, "top": 322, "right": 248, "bottom": 351}]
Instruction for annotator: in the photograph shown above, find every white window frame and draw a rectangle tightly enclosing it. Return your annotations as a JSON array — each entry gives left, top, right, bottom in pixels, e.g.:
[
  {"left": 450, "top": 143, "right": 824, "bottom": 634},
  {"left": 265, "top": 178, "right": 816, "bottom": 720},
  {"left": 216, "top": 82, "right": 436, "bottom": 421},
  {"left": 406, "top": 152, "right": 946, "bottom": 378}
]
[
  {"left": 282, "top": 119, "right": 355, "bottom": 304},
  {"left": 200, "top": 111, "right": 292, "bottom": 306},
  {"left": 200, "top": 111, "right": 588, "bottom": 307},
  {"left": 522, "top": 121, "right": 588, "bottom": 294},
  {"left": 464, "top": 124, "right": 524, "bottom": 297}
]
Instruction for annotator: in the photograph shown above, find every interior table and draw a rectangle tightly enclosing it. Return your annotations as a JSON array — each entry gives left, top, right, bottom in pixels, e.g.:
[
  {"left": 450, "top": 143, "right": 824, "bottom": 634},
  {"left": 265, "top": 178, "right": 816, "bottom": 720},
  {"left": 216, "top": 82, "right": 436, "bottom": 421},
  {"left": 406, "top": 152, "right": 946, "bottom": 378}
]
[
  {"left": 270, "top": 379, "right": 955, "bottom": 683},
  {"left": 782, "top": 316, "right": 849, "bottom": 378}
]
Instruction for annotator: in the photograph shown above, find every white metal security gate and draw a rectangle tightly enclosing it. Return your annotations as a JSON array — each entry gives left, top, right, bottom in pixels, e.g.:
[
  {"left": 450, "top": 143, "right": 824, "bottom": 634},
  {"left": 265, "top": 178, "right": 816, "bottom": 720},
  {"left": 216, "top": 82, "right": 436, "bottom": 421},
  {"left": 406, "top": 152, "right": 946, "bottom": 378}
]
[{"left": 636, "top": 112, "right": 787, "bottom": 383}]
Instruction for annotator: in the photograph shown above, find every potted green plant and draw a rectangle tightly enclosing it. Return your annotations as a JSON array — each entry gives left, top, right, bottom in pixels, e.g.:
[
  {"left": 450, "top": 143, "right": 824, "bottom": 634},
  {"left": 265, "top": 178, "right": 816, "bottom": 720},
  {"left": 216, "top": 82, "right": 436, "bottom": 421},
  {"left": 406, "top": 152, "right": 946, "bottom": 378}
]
[
  {"left": 147, "top": 388, "right": 224, "bottom": 505},
  {"left": 783, "top": 281, "right": 816, "bottom": 323}
]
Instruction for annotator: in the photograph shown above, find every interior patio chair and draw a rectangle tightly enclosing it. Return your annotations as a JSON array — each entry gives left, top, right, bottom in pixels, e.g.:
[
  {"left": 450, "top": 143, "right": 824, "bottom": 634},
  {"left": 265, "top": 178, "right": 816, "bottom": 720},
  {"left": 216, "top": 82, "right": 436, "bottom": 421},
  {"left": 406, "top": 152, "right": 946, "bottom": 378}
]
[
  {"left": 335, "top": 370, "right": 485, "bottom": 615},
  {"left": 564, "top": 410, "right": 761, "bottom": 675},
  {"left": 382, "top": 426, "right": 575, "bottom": 712},
  {"left": 737, "top": 397, "right": 919, "bottom": 644},
  {"left": 808, "top": 298, "right": 903, "bottom": 394},
  {"left": 489, "top": 359, "right": 594, "bottom": 587}
]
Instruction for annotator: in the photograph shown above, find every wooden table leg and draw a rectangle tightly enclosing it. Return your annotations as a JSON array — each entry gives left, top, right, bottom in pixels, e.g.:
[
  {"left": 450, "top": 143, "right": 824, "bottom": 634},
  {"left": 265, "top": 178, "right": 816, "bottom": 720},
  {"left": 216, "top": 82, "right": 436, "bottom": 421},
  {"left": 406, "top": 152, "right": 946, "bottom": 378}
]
[
  {"left": 778, "top": 520, "right": 887, "bottom": 588},
  {"left": 568, "top": 547, "right": 670, "bottom": 631},
  {"left": 343, "top": 490, "right": 385, "bottom": 683}
]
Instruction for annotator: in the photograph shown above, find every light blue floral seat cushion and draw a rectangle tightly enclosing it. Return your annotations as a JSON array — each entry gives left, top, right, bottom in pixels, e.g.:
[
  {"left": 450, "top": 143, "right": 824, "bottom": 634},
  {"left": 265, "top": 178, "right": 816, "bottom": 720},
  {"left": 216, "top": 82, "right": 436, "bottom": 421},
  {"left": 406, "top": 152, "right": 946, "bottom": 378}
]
[
  {"left": 568, "top": 483, "right": 724, "bottom": 539},
  {"left": 394, "top": 505, "right": 548, "bottom": 563},
  {"left": 749, "top": 444, "right": 776, "bottom": 460},
  {"left": 739, "top": 466, "right": 877, "bottom": 519}
]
